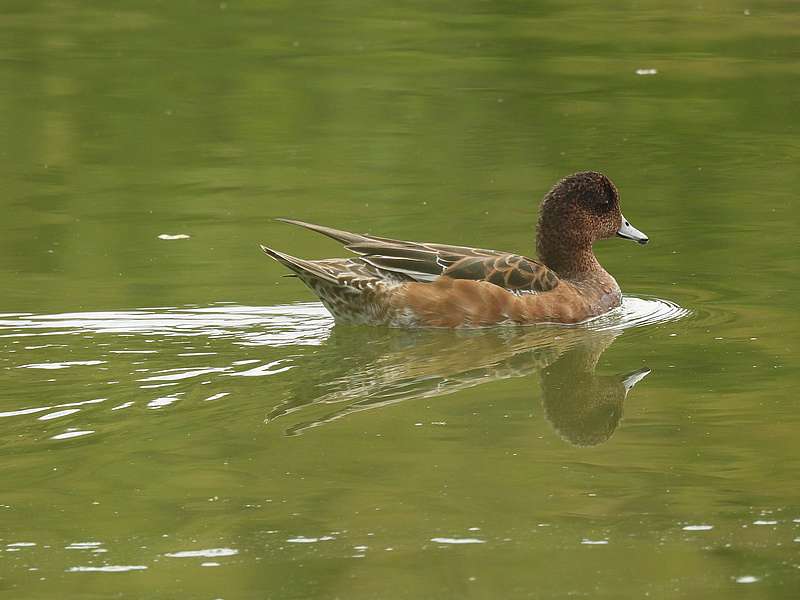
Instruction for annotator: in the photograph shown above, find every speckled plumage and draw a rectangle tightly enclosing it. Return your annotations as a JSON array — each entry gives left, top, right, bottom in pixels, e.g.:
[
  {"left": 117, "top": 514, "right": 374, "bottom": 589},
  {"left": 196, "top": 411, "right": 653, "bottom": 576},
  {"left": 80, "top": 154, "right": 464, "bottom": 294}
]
[{"left": 260, "top": 171, "right": 648, "bottom": 328}]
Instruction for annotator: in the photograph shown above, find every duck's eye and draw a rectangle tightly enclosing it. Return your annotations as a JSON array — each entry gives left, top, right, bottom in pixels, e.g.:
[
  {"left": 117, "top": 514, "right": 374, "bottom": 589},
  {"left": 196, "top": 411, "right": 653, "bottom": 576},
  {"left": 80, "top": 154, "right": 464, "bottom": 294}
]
[
  {"left": 593, "top": 194, "right": 611, "bottom": 210},
  {"left": 598, "top": 181, "right": 616, "bottom": 209}
]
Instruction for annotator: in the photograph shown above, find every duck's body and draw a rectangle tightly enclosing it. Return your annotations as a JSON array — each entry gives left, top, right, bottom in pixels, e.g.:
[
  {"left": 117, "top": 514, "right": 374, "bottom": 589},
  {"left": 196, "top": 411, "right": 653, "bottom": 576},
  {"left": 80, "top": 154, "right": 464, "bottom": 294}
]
[{"left": 260, "top": 172, "right": 648, "bottom": 328}]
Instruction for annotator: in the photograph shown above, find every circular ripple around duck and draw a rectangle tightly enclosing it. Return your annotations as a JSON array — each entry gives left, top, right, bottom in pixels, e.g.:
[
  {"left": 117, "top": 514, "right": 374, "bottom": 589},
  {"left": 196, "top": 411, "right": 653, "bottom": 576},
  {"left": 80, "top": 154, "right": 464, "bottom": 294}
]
[{"left": 586, "top": 295, "right": 692, "bottom": 332}]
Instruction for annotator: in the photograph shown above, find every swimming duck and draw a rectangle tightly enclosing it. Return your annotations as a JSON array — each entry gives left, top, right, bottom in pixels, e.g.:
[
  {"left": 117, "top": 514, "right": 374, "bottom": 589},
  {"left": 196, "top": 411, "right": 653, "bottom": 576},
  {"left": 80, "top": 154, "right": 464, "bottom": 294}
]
[{"left": 260, "top": 171, "right": 648, "bottom": 327}]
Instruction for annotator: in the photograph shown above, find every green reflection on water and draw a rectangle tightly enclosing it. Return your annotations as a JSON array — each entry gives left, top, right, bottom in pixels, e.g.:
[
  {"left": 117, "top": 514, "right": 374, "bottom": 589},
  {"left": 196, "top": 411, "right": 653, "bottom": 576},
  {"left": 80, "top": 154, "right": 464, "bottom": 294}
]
[{"left": 2, "top": 1, "right": 800, "bottom": 598}]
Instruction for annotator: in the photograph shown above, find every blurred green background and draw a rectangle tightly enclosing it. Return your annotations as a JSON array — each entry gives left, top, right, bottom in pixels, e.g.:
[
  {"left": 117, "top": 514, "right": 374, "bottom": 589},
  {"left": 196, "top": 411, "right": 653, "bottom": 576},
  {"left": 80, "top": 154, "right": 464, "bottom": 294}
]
[{"left": 1, "top": 1, "right": 799, "bottom": 598}]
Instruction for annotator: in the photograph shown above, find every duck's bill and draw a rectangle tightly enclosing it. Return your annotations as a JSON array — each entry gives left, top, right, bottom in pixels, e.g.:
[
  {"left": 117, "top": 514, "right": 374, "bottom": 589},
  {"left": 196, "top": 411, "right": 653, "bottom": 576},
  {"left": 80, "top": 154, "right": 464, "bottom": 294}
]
[{"left": 617, "top": 215, "right": 649, "bottom": 245}]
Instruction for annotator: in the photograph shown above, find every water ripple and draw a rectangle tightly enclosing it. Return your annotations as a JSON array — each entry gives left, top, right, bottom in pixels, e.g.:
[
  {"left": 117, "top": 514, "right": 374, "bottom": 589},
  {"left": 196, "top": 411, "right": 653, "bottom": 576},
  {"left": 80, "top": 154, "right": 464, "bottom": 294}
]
[
  {"left": 587, "top": 295, "right": 692, "bottom": 331},
  {"left": 0, "top": 302, "right": 334, "bottom": 347},
  {"left": 164, "top": 548, "right": 238, "bottom": 558},
  {"left": 0, "top": 299, "right": 690, "bottom": 438},
  {"left": 0, "top": 298, "right": 690, "bottom": 346},
  {"left": 67, "top": 565, "right": 147, "bottom": 573}
]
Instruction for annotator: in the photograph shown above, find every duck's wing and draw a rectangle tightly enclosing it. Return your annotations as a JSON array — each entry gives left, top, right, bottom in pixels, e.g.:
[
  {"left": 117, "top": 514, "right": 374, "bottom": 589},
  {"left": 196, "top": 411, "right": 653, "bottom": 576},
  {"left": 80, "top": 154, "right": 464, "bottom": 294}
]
[
  {"left": 343, "top": 239, "right": 499, "bottom": 283},
  {"left": 441, "top": 254, "right": 560, "bottom": 292},
  {"left": 349, "top": 241, "right": 559, "bottom": 292},
  {"left": 275, "top": 218, "right": 560, "bottom": 293}
]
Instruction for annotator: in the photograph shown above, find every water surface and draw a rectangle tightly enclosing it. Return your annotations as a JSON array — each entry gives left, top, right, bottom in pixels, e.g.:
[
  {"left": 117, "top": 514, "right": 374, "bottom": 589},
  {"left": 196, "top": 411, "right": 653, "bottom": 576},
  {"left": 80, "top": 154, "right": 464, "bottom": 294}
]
[{"left": 2, "top": 1, "right": 800, "bottom": 598}]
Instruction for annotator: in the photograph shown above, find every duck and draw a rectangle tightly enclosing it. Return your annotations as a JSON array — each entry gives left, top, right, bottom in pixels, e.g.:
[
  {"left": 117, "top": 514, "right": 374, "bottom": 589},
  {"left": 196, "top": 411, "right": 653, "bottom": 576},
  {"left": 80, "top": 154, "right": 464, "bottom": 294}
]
[{"left": 260, "top": 171, "right": 648, "bottom": 327}]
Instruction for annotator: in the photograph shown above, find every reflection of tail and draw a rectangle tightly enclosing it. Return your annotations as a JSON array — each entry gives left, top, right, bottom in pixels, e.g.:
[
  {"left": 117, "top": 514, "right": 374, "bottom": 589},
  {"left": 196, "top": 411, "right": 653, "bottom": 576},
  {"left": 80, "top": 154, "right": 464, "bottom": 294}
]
[{"left": 259, "top": 245, "right": 338, "bottom": 284}]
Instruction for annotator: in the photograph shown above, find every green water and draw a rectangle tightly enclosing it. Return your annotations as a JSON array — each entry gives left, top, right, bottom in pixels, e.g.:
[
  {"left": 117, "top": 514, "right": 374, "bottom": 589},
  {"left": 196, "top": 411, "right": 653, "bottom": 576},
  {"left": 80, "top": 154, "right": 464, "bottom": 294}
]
[{"left": 2, "top": 1, "right": 800, "bottom": 598}]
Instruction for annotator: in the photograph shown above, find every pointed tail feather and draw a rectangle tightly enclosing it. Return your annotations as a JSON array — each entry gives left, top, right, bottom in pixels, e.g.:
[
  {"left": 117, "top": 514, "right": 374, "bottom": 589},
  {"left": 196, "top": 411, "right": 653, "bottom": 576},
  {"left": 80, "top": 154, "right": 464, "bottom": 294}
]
[
  {"left": 259, "top": 244, "right": 339, "bottom": 285},
  {"left": 275, "top": 218, "right": 369, "bottom": 246}
]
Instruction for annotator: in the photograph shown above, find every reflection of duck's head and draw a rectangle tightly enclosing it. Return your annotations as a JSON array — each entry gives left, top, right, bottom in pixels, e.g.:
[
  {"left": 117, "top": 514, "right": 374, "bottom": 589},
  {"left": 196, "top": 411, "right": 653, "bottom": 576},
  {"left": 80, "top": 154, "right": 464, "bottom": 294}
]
[{"left": 541, "top": 338, "right": 650, "bottom": 446}]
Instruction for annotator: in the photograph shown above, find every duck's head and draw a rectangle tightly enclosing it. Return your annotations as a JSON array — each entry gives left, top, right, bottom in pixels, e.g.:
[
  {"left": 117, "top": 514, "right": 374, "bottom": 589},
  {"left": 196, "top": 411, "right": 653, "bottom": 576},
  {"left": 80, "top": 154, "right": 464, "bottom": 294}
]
[{"left": 536, "top": 171, "right": 647, "bottom": 273}]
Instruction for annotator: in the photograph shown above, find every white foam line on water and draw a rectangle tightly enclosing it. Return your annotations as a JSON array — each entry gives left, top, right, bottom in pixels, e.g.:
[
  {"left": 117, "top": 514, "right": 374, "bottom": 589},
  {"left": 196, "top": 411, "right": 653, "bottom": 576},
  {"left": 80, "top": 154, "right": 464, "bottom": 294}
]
[
  {"left": 6, "top": 542, "right": 36, "bottom": 547},
  {"left": 1, "top": 303, "right": 335, "bottom": 347},
  {"left": 58, "top": 398, "right": 107, "bottom": 409},
  {"left": 430, "top": 537, "right": 485, "bottom": 545},
  {"left": 25, "top": 344, "right": 66, "bottom": 349},
  {"left": 287, "top": 536, "right": 336, "bottom": 544},
  {"left": 147, "top": 396, "right": 180, "bottom": 410},
  {"left": 38, "top": 408, "right": 81, "bottom": 421},
  {"left": 139, "top": 367, "right": 230, "bottom": 382},
  {"left": 229, "top": 359, "right": 294, "bottom": 377},
  {"left": 19, "top": 360, "right": 106, "bottom": 370},
  {"left": 682, "top": 525, "right": 713, "bottom": 531},
  {"left": 66, "top": 542, "right": 103, "bottom": 549},
  {"left": 164, "top": 548, "right": 238, "bottom": 558},
  {"left": 51, "top": 430, "right": 95, "bottom": 440},
  {"left": 0, "top": 406, "right": 53, "bottom": 418},
  {"left": 67, "top": 565, "right": 147, "bottom": 573}
]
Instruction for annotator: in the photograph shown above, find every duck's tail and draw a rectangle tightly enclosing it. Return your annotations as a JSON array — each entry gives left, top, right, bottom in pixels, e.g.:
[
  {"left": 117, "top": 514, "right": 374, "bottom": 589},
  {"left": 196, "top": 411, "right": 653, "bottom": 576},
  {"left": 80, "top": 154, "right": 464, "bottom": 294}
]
[
  {"left": 274, "top": 218, "right": 369, "bottom": 246},
  {"left": 260, "top": 244, "right": 392, "bottom": 325},
  {"left": 258, "top": 245, "right": 339, "bottom": 285}
]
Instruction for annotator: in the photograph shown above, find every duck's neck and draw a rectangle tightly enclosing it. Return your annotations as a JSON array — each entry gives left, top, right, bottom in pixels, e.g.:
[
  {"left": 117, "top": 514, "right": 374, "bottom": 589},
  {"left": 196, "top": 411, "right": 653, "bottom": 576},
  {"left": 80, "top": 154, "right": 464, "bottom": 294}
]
[{"left": 536, "top": 238, "right": 603, "bottom": 280}]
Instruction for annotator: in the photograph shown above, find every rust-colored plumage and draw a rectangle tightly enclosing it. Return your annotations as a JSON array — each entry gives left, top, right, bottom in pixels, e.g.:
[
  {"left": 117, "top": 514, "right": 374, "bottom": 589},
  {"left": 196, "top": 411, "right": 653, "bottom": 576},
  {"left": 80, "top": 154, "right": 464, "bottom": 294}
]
[{"left": 260, "top": 171, "right": 648, "bottom": 327}]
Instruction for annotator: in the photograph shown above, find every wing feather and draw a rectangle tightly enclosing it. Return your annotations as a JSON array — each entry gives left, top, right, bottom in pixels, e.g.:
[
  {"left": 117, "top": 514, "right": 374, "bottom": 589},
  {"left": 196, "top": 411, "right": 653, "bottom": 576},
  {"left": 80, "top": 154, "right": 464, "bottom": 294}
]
[
  {"left": 270, "top": 219, "right": 560, "bottom": 292},
  {"left": 443, "top": 255, "right": 559, "bottom": 293}
]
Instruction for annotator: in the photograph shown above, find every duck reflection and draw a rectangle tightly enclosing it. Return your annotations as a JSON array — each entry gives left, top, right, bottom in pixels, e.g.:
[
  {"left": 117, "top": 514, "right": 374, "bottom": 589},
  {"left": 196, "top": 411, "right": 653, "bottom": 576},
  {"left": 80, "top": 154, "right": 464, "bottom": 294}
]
[
  {"left": 538, "top": 334, "right": 650, "bottom": 446},
  {"left": 268, "top": 325, "right": 650, "bottom": 445}
]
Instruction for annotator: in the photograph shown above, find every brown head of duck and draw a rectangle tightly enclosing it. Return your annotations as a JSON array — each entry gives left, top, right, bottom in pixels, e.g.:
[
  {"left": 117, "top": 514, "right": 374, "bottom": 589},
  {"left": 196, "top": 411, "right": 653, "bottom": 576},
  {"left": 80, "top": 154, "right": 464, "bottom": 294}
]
[{"left": 536, "top": 171, "right": 648, "bottom": 280}]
